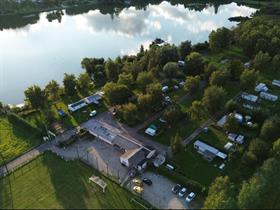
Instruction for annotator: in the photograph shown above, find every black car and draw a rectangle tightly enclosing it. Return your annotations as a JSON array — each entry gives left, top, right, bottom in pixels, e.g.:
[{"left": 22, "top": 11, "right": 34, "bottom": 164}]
[
  {"left": 172, "top": 184, "right": 182, "bottom": 194},
  {"left": 142, "top": 178, "right": 152, "bottom": 186}
]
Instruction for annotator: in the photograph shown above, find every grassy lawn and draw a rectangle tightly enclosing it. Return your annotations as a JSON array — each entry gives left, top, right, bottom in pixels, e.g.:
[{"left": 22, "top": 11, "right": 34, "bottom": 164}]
[
  {"left": 140, "top": 117, "right": 198, "bottom": 145},
  {"left": 0, "top": 116, "right": 41, "bottom": 165},
  {"left": 0, "top": 153, "right": 143, "bottom": 209},
  {"left": 22, "top": 97, "right": 107, "bottom": 132},
  {"left": 172, "top": 146, "right": 220, "bottom": 187}
]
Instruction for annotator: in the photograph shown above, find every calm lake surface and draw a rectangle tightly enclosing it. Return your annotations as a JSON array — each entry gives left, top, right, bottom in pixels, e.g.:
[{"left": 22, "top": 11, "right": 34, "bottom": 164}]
[{"left": 0, "top": 1, "right": 256, "bottom": 104}]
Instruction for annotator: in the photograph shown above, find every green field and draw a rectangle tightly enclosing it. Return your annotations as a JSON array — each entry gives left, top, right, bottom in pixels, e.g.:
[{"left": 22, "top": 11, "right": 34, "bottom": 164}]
[
  {"left": 0, "top": 153, "right": 143, "bottom": 209},
  {"left": 0, "top": 116, "right": 41, "bottom": 165}
]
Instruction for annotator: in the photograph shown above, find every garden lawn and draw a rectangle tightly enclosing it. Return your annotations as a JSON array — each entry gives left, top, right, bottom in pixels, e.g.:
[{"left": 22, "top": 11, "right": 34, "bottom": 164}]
[
  {"left": 173, "top": 146, "right": 220, "bottom": 187},
  {"left": 0, "top": 152, "right": 143, "bottom": 209},
  {"left": 0, "top": 116, "right": 41, "bottom": 165}
]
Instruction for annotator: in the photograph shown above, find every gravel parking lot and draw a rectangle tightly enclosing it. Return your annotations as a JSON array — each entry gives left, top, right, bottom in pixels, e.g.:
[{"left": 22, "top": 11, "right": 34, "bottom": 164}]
[{"left": 136, "top": 172, "right": 189, "bottom": 209}]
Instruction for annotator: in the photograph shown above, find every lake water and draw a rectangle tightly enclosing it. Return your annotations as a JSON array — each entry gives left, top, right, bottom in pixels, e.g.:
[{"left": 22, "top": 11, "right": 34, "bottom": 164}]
[{"left": 0, "top": 1, "right": 256, "bottom": 104}]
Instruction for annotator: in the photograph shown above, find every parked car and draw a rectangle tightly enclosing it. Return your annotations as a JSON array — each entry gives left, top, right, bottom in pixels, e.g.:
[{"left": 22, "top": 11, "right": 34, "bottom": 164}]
[
  {"left": 172, "top": 184, "right": 181, "bottom": 194},
  {"left": 178, "top": 187, "right": 187, "bottom": 197},
  {"left": 186, "top": 192, "right": 196, "bottom": 203},
  {"left": 132, "top": 178, "right": 143, "bottom": 187},
  {"left": 142, "top": 178, "right": 152, "bottom": 186},
  {"left": 133, "top": 186, "right": 144, "bottom": 194},
  {"left": 89, "top": 110, "right": 97, "bottom": 117}
]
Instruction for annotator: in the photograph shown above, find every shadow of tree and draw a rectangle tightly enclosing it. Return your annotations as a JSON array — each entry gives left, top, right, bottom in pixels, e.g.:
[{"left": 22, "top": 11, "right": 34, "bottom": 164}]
[{"left": 41, "top": 153, "right": 88, "bottom": 209}]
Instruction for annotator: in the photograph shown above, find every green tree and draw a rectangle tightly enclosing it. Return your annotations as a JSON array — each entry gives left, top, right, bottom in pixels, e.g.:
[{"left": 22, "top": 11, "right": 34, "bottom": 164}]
[
  {"left": 24, "top": 85, "right": 46, "bottom": 109},
  {"left": 188, "top": 100, "right": 206, "bottom": 121},
  {"left": 136, "top": 71, "right": 154, "bottom": 92},
  {"left": 117, "top": 72, "right": 134, "bottom": 88},
  {"left": 209, "top": 70, "right": 229, "bottom": 86},
  {"left": 45, "top": 80, "right": 60, "bottom": 102},
  {"left": 240, "top": 69, "right": 258, "bottom": 90},
  {"left": 105, "top": 58, "right": 120, "bottom": 82},
  {"left": 202, "top": 86, "right": 227, "bottom": 115},
  {"left": 224, "top": 115, "right": 239, "bottom": 133},
  {"left": 184, "top": 76, "right": 200, "bottom": 95},
  {"left": 63, "top": 73, "right": 77, "bottom": 96},
  {"left": 227, "top": 60, "right": 245, "bottom": 80},
  {"left": 260, "top": 115, "right": 280, "bottom": 141},
  {"left": 272, "top": 54, "right": 280, "bottom": 71},
  {"left": 203, "top": 176, "right": 237, "bottom": 209},
  {"left": 178, "top": 40, "right": 192, "bottom": 60},
  {"left": 170, "top": 133, "right": 181, "bottom": 154},
  {"left": 272, "top": 138, "right": 280, "bottom": 155},
  {"left": 185, "top": 52, "right": 205, "bottom": 75},
  {"left": 77, "top": 72, "right": 93, "bottom": 95},
  {"left": 137, "top": 93, "right": 153, "bottom": 115},
  {"left": 163, "top": 62, "right": 179, "bottom": 80},
  {"left": 204, "top": 62, "right": 218, "bottom": 80},
  {"left": 146, "top": 83, "right": 163, "bottom": 108},
  {"left": 209, "top": 27, "right": 232, "bottom": 51},
  {"left": 248, "top": 138, "right": 269, "bottom": 162},
  {"left": 238, "top": 156, "right": 280, "bottom": 209},
  {"left": 103, "top": 82, "right": 132, "bottom": 105},
  {"left": 119, "top": 103, "right": 138, "bottom": 125},
  {"left": 163, "top": 104, "right": 184, "bottom": 125},
  {"left": 253, "top": 51, "right": 271, "bottom": 72}
]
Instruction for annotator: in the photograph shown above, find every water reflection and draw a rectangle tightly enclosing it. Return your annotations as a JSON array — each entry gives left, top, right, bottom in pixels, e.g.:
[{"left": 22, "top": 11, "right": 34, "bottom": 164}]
[{"left": 0, "top": 1, "right": 256, "bottom": 104}]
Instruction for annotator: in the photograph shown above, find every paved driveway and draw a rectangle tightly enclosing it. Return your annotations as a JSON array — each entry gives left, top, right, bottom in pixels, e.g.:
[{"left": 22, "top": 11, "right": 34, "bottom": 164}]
[{"left": 138, "top": 172, "right": 189, "bottom": 209}]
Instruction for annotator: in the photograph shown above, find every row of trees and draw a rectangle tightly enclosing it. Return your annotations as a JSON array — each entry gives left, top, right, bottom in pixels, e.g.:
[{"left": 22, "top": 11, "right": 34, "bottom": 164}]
[{"left": 24, "top": 72, "right": 93, "bottom": 110}]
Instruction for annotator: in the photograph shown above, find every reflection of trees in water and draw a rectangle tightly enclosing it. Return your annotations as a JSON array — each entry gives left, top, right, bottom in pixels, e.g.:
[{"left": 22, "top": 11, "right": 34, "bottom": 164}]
[
  {"left": 0, "top": 14, "right": 39, "bottom": 31},
  {"left": 0, "top": 0, "right": 258, "bottom": 30}
]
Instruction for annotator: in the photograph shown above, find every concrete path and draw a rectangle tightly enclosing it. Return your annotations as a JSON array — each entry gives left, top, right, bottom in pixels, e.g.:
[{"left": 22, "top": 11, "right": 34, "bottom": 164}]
[{"left": 0, "top": 141, "right": 51, "bottom": 177}]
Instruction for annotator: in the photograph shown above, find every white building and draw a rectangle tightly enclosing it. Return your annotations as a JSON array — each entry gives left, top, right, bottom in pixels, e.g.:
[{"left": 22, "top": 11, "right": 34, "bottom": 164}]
[
  {"left": 260, "top": 92, "right": 278, "bottom": 102},
  {"left": 255, "top": 83, "right": 268, "bottom": 92},
  {"left": 241, "top": 92, "right": 258, "bottom": 103},
  {"left": 193, "top": 140, "right": 227, "bottom": 161},
  {"left": 272, "top": 80, "right": 280, "bottom": 88}
]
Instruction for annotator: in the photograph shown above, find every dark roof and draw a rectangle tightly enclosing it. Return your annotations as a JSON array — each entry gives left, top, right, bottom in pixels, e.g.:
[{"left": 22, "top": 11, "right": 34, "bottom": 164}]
[{"left": 128, "top": 148, "right": 147, "bottom": 167}]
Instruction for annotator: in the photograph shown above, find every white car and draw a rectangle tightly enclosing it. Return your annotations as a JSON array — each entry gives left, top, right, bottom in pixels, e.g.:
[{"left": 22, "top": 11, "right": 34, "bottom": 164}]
[
  {"left": 186, "top": 192, "right": 196, "bottom": 203},
  {"left": 178, "top": 187, "right": 187, "bottom": 197},
  {"left": 89, "top": 110, "right": 97, "bottom": 117}
]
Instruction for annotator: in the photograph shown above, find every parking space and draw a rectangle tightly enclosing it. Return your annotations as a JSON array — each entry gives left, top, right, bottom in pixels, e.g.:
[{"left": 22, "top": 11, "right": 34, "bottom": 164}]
[{"left": 131, "top": 172, "right": 190, "bottom": 209}]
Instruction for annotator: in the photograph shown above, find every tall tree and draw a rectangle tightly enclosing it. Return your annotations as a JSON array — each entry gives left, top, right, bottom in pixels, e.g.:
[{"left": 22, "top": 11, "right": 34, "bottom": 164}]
[
  {"left": 105, "top": 58, "right": 120, "bottom": 82},
  {"left": 24, "top": 85, "right": 46, "bottom": 109},
  {"left": 178, "top": 40, "right": 192, "bottom": 60},
  {"left": 63, "top": 73, "right": 77, "bottom": 96},
  {"left": 227, "top": 60, "right": 245, "bottom": 80},
  {"left": 117, "top": 72, "right": 134, "bottom": 88},
  {"left": 77, "top": 72, "right": 93, "bottom": 96},
  {"left": 185, "top": 52, "right": 205, "bottom": 75},
  {"left": 103, "top": 82, "right": 132, "bottom": 106},
  {"left": 203, "top": 176, "right": 237, "bottom": 209},
  {"left": 184, "top": 76, "right": 200, "bottom": 95},
  {"left": 209, "top": 27, "right": 232, "bottom": 51},
  {"left": 240, "top": 69, "right": 258, "bottom": 90},
  {"left": 163, "top": 62, "right": 180, "bottom": 80},
  {"left": 45, "top": 80, "right": 60, "bottom": 102},
  {"left": 202, "top": 85, "right": 227, "bottom": 115},
  {"left": 136, "top": 71, "right": 154, "bottom": 92},
  {"left": 253, "top": 51, "right": 271, "bottom": 72}
]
